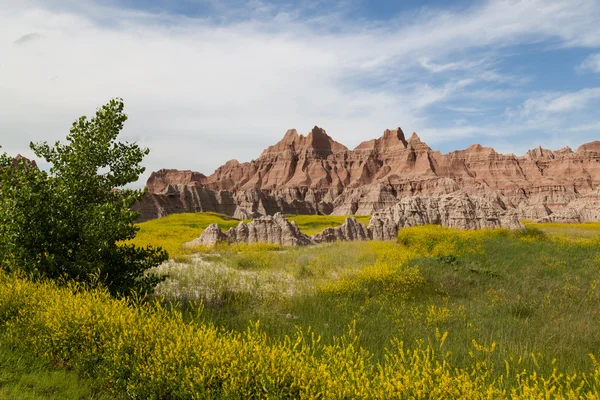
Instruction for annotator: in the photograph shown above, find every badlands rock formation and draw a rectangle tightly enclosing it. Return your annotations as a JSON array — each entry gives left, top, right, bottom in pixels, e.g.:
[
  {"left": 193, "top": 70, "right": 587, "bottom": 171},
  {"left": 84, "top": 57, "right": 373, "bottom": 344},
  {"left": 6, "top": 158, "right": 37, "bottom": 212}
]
[
  {"left": 190, "top": 194, "right": 521, "bottom": 247},
  {"left": 10, "top": 155, "right": 37, "bottom": 168},
  {"left": 134, "top": 126, "right": 600, "bottom": 223},
  {"left": 368, "top": 194, "right": 523, "bottom": 241},
  {"left": 534, "top": 190, "right": 600, "bottom": 223},
  {"left": 311, "top": 217, "right": 372, "bottom": 244},
  {"left": 187, "top": 213, "right": 313, "bottom": 247},
  {"left": 146, "top": 169, "right": 207, "bottom": 193},
  {"left": 188, "top": 223, "right": 228, "bottom": 246}
]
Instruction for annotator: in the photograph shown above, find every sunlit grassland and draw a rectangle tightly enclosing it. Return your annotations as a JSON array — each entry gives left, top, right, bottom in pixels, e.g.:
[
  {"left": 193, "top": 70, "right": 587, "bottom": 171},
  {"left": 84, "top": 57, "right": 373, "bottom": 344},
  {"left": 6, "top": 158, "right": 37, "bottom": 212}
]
[
  {"left": 0, "top": 340, "right": 117, "bottom": 399},
  {"left": 523, "top": 219, "right": 600, "bottom": 238},
  {"left": 155, "top": 226, "right": 600, "bottom": 377},
  {"left": 286, "top": 214, "right": 371, "bottom": 235},
  {"left": 4, "top": 213, "right": 600, "bottom": 397},
  {"left": 129, "top": 212, "right": 371, "bottom": 257},
  {"left": 127, "top": 212, "right": 243, "bottom": 258}
]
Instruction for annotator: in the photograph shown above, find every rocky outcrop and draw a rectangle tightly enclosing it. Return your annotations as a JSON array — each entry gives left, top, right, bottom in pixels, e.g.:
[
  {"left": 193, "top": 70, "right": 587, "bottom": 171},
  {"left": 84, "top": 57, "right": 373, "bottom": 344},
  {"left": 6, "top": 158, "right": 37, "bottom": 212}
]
[
  {"left": 534, "top": 190, "right": 600, "bottom": 223},
  {"left": 133, "top": 184, "right": 238, "bottom": 221},
  {"left": 225, "top": 213, "right": 313, "bottom": 246},
  {"left": 189, "top": 196, "right": 522, "bottom": 247},
  {"left": 186, "top": 224, "right": 228, "bottom": 246},
  {"left": 368, "top": 194, "right": 523, "bottom": 241},
  {"left": 330, "top": 184, "right": 402, "bottom": 216},
  {"left": 146, "top": 169, "right": 206, "bottom": 193},
  {"left": 10, "top": 154, "right": 37, "bottom": 169},
  {"left": 187, "top": 213, "right": 313, "bottom": 247},
  {"left": 311, "top": 217, "right": 371, "bottom": 243},
  {"left": 136, "top": 126, "right": 600, "bottom": 223}
]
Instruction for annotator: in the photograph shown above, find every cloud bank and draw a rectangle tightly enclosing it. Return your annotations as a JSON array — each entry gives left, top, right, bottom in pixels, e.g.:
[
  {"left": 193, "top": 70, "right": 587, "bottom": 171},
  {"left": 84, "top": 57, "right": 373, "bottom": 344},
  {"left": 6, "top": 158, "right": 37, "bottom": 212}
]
[{"left": 1, "top": 0, "right": 600, "bottom": 185}]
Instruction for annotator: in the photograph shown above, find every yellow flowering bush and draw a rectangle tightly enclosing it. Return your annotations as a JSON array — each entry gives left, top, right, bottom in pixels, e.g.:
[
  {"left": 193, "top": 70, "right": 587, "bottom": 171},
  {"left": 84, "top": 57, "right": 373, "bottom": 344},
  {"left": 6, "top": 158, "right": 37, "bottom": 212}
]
[
  {"left": 4, "top": 221, "right": 600, "bottom": 398},
  {"left": 2, "top": 276, "right": 600, "bottom": 397},
  {"left": 2, "top": 270, "right": 599, "bottom": 399}
]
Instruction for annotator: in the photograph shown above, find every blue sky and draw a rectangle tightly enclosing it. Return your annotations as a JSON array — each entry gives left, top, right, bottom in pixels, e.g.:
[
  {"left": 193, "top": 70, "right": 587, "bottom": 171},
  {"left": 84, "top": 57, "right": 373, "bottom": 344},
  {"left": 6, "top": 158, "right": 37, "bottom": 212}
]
[{"left": 1, "top": 0, "right": 600, "bottom": 185}]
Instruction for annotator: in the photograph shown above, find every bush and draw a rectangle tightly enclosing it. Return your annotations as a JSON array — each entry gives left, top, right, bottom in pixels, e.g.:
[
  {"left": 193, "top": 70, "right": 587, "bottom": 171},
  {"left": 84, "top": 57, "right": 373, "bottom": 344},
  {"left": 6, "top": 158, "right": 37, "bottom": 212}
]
[
  {"left": 2, "top": 271, "right": 600, "bottom": 399},
  {"left": 0, "top": 99, "right": 167, "bottom": 295}
]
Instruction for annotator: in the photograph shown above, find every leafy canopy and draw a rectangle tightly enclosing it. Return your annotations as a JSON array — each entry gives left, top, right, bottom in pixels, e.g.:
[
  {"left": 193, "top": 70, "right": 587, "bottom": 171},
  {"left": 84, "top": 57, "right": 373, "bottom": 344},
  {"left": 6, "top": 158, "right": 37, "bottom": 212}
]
[{"left": 0, "top": 98, "right": 167, "bottom": 295}]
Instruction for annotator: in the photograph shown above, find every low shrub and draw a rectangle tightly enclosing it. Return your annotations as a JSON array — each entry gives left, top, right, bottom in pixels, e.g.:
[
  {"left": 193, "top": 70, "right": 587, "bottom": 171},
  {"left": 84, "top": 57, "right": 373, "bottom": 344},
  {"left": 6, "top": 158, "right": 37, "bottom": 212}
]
[{"left": 2, "top": 261, "right": 600, "bottom": 398}]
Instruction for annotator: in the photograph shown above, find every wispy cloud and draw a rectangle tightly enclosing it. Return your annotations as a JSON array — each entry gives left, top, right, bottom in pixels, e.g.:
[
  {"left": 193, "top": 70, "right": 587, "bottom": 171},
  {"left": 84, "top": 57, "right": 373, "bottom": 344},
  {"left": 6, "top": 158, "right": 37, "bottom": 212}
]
[
  {"left": 445, "top": 106, "right": 485, "bottom": 114},
  {"left": 411, "top": 79, "right": 476, "bottom": 109},
  {"left": 577, "top": 53, "right": 600, "bottom": 73},
  {"left": 513, "top": 88, "right": 600, "bottom": 119},
  {"left": 1, "top": 0, "right": 600, "bottom": 185},
  {"left": 568, "top": 122, "right": 600, "bottom": 132},
  {"left": 418, "top": 58, "right": 485, "bottom": 73}
]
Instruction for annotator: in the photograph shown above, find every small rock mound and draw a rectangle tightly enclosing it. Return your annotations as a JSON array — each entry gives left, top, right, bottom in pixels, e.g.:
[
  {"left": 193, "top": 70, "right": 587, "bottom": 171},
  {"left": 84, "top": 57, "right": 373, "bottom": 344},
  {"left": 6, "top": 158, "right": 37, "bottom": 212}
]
[
  {"left": 226, "top": 213, "right": 313, "bottom": 246},
  {"left": 187, "top": 213, "right": 313, "bottom": 247},
  {"left": 187, "top": 224, "right": 228, "bottom": 246},
  {"left": 311, "top": 217, "right": 371, "bottom": 243}
]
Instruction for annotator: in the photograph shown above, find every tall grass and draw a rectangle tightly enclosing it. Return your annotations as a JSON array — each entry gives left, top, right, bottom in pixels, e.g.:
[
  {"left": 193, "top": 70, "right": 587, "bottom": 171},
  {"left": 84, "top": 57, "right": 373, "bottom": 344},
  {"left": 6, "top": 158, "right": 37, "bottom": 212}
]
[
  {"left": 523, "top": 220, "right": 600, "bottom": 238},
  {"left": 0, "top": 340, "right": 116, "bottom": 399},
  {"left": 4, "top": 223, "right": 600, "bottom": 397},
  {"left": 2, "top": 266, "right": 599, "bottom": 398},
  {"left": 153, "top": 226, "right": 600, "bottom": 376}
]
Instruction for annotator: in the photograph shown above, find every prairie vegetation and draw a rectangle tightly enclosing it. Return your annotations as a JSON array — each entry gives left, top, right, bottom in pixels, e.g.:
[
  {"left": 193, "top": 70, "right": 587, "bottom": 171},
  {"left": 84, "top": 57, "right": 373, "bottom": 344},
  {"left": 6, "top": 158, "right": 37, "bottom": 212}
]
[
  {"left": 524, "top": 220, "right": 600, "bottom": 238},
  {"left": 3, "top": 215, "right": 600, "bottom": 398},
  {"left": 128, "top": 212, "right": 371, "bottom": 258}
]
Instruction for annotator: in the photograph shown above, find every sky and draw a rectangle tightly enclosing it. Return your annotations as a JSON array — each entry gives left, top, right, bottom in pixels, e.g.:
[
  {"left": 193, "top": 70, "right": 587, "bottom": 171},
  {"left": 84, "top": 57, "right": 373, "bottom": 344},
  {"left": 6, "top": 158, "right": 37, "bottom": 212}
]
[{"left": 2, "top": 0, "right": 600, "bottom": 186}]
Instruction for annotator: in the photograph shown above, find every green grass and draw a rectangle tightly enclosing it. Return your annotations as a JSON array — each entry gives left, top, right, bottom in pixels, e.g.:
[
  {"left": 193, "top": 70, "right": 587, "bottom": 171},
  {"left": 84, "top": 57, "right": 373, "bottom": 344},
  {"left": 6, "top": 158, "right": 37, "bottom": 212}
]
[
  {"left": 129, "top": 212, "right": 243, "bottom": 258},
  {"left": 523, "top": 220, "right": 600, "bottom": 238},
  {"left": 286, "top": 214, "right": 371, "bottom": 235},
  {"left": 149, "top": 223, "right": 600, "bottom": 380},
  {"left": 130, "top": 212, "right": 372, "bottom": 258},
  {"left": 117, "top": 213, "right": 600, "bottom": 376},
  {"left": 0, "top": 341, "right": 116, "bottom": 400},
  {"left": 6, "top": 214, "right": 600, "bottom": 397}
]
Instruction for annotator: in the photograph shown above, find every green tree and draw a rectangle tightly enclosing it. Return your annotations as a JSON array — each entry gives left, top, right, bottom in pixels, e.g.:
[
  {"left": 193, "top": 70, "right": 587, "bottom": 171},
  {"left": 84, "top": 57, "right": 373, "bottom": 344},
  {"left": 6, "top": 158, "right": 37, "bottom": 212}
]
[{"left": 0, "top": 98, "right": 167, "bottom": 295}]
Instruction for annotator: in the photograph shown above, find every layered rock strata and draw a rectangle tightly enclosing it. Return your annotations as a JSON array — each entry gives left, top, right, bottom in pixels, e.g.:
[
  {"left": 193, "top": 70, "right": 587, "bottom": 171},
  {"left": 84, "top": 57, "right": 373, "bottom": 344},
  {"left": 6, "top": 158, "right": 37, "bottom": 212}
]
[
  {"left": 190, "top": 194, "right": 522, "bottom": 247},
  {"left": 368, "top": 194, "right": 523, "bottom": 241},
  {"left": 187, "top": 213, "right": 313, "bottom": 247},
  {"left": 135, "top": 126, "right": 600, "bottom": 223},
  {"left": 534, "top": 190, "right": 600, "bottom": 223},
  {"left": 146, "top": 169, "right": 206, "bottom": 193},
  {"left": 187, "top": 224, "right": 228, "bottom": 247},
  {"left": 311, "top": 217, "right": 371, "bottom": 243}
]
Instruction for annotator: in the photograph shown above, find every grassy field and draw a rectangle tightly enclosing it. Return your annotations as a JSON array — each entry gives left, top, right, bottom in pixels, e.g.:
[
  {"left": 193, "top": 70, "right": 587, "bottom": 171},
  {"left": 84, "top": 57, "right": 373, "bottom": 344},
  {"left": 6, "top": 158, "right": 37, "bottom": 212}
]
[
  {"left": 128, "top": 212, "right": 244, "bottom": 258},
  {"left": 0, "top": 340, "right": 117, "bottom": 399},
  {"left": 155, "top": 227, "right": 600, "bottom": 374},
  {"left": 286, "top": 214, "right": 371, "bottom": 235},
  {"left": 129, "top": 212, "right": 371, "bottom": 258},
  {"left": 524, "top": 220, "right": 600, "bottom": 238},
  {"left": 3, "top": 213, "right": 600, "bottom": 398}
]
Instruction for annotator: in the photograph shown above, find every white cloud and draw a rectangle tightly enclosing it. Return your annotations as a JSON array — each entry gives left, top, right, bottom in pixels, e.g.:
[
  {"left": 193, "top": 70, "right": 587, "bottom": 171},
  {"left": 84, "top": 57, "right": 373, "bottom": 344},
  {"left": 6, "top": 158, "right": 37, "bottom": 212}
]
[
  {"left": 1, "top": 0, "right": 600, "bottom": 185},
  {"left": 411, "top": 79, "right": 476, "bottom": 109},
  {"left": 567, "top": 122, "right": 600, "bottom": 132},
  {"left": 578, "top": 53, "right": 600, "bottom": 73},
  {"left": 514, "top": 88, "right": 600, "bottom": 119},
  {"left": 445, "top": 106, "right": 485, "bottom": 114},
  {"left": 418, "top": 59, "right": 481, "bottom": 73},
  {"left": 545, "top": 88, "right": 600, "bottom": 112}
]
